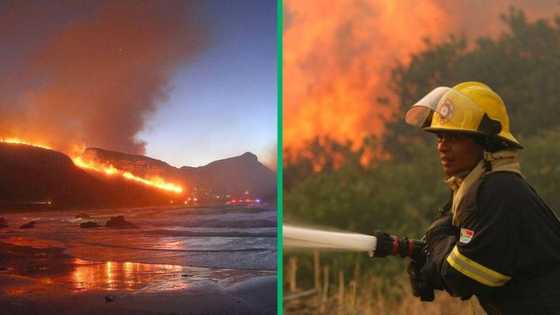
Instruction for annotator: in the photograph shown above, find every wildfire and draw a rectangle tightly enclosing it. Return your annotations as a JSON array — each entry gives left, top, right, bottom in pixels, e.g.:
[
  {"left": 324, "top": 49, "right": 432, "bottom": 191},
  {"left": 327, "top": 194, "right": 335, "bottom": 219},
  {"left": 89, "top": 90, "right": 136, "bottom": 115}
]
[
  {"left": 283, "top": 0, "right": 450, "bottom": 152},
  {"left": 1, "top": 138, "right": 184, "bottom": 195},
  {"left": 1, "top": 137, "right": 53, "bottom": 150},
  {"left": 283, "top": 0, "right": 554, "bottom": 153},
  {"left": 72, "top": 156, "right": 183, "bottom": 194}
]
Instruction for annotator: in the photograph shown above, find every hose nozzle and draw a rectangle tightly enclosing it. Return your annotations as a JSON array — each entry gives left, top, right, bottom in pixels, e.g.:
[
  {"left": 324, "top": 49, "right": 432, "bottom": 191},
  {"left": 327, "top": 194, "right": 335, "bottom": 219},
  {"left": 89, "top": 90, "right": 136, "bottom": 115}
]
[{"left": 373, "top": 232, "right": 426, "bottom": 261}]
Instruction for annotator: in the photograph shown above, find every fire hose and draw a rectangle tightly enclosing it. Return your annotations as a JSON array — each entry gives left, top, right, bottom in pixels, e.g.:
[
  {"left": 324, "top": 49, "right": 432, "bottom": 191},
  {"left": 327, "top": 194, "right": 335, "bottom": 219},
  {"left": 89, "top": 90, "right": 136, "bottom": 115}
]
[{"left": 283, "top": 225, "right": 434, "bottom": 301}]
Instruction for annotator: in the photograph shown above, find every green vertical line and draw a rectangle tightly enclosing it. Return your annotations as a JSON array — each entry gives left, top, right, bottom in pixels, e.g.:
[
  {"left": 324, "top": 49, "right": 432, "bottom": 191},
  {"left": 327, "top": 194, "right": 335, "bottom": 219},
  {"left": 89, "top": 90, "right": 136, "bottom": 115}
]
[{"left": 276, "top": 0, "right": 284, "bottom": 313}]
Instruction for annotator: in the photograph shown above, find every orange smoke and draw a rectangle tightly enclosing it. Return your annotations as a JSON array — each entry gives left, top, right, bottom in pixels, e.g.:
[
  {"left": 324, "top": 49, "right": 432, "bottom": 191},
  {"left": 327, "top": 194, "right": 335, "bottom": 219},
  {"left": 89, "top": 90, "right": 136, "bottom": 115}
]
[{"left": 283, "top": 0, "right": 558, "bottom": 152}]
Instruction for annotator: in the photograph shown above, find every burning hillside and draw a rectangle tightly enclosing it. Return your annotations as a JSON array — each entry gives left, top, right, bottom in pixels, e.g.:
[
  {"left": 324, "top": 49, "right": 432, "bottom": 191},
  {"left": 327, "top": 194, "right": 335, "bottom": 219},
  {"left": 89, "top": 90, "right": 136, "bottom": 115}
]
[
  {"left": 0, "top": 138, "right": 184, "bottom": 195},
  {"left": 0, "top": 142, "right": 181, "bottom": 210},
  {"left": 0, "top": 139, "right": 275, "bottom": 210},
  {"left": 72, "top": 156, "right": 183, "bottom": 194}
]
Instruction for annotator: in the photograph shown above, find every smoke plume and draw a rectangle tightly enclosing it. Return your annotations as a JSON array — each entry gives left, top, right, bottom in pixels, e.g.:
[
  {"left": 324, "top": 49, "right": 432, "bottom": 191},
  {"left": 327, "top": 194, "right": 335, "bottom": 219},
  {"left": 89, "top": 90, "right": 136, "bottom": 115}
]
[{"left": 0, "top": 0, "right": 204, "bottom": 155}]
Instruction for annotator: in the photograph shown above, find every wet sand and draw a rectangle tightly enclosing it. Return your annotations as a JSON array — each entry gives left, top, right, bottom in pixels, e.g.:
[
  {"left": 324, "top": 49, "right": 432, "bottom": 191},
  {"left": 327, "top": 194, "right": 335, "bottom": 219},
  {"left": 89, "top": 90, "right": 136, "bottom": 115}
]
[{"left": 0, "top": 241, "right": 276, "bottom": 315}]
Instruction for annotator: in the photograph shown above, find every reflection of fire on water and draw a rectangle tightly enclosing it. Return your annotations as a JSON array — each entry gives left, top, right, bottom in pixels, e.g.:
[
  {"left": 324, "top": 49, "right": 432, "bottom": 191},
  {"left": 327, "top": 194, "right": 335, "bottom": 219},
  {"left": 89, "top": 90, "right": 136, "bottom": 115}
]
[
  {"left": 71, "top": 259, "right": 184, "bottom": 291},
  {"left": 4, "top": 259, "right": 187, "bottom": 295},
  {"left": 0, "top": 137, "right": 184, "bottom": 195}
]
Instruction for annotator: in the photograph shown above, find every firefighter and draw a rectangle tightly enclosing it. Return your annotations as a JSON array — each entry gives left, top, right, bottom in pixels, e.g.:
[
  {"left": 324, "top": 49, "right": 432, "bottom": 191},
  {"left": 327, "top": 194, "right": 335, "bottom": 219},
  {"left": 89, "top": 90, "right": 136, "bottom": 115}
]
[{"left": 404, "top": 82, "right": 560, "bottom": 314}]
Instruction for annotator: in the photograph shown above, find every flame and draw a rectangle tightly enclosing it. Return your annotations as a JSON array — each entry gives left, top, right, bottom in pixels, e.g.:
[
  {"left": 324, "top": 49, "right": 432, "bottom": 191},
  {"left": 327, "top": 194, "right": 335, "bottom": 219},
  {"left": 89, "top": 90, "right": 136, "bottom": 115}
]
[
  {"left": 1, "top": 137, "right": 183, "bottom": 194},
  {"left": 1, "top": 137, "right": 53, "bottom": 150},
  {"left": 284, "top": 0, "right": 449, "bottom": 152},
  {"left": 283, "top": 0, "right": 557, "bottom": 153},
  {"left": 72, "top": 156, "right": 184, "bottom": 194}
]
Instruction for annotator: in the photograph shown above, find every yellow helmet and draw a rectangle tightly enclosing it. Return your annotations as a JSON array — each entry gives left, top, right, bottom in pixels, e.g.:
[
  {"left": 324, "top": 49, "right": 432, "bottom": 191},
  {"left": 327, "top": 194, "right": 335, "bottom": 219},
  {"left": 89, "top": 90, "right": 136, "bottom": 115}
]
[{"left": 405, "top": 81, "right": 521, "bottom": 148}]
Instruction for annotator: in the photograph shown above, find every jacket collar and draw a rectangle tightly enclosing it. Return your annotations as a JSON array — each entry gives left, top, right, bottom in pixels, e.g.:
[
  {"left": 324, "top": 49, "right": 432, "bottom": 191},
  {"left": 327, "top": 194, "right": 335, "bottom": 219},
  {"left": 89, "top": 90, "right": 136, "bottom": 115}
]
[{"left": 445, "top": 149, "right": 522, "bottom": 225}]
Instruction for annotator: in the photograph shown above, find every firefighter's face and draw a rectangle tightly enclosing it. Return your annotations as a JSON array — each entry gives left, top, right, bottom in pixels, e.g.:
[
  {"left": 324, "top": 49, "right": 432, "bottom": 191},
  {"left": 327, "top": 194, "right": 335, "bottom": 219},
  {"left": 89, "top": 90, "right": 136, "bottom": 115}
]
[{"left": 436, "top": 132, "right": 483, "bottom": 177}]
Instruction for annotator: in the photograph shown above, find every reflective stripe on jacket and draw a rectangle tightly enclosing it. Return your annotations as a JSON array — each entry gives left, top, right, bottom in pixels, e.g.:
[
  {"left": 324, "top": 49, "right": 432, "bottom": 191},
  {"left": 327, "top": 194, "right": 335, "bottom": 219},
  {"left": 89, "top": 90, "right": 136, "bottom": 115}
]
[{"left": 435, "top": 172, "right": 560, "bottom": 314}]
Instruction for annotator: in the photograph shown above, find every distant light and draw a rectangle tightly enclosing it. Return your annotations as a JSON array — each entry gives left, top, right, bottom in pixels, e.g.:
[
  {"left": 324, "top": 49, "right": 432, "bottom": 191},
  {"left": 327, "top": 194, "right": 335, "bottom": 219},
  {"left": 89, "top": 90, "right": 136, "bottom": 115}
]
[{"left": 256, "top": 199, "right": 261, "bottom": 203}]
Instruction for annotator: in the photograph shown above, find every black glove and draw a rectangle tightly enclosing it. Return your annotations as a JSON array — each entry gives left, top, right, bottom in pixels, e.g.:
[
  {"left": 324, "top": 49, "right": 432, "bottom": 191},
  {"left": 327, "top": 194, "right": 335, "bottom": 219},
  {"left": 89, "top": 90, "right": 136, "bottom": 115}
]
[
  {"left": 420, "top": 213, "right": 459, "bottom": 291},
  {"left": 407, "top": 258, "right": 435, "bottom": 301},
  {"left": 372, "top": 231, "right": 435, "bottom": 301},
  {"left": 372, "top": 231, "right": 394, "bottom": 257}
]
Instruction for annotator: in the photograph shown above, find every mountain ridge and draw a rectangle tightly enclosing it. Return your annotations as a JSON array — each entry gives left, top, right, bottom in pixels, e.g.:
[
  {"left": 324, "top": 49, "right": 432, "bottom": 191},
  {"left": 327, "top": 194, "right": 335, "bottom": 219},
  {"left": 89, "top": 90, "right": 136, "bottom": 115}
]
[
  {"left": 0, "top": 144, "right": 276, "bottom": 210},
  {"left": 84, "top": 148, "right": 276, "bottom": 201}
]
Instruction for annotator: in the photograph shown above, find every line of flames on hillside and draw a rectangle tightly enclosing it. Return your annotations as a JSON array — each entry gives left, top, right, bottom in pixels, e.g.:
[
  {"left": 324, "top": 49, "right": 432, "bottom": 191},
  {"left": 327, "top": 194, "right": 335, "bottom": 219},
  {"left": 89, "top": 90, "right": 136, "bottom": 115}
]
[
  {"left": 72, "top": 156, "right": 183, "bottom": 194},
  {"left": 1, "top": 138, "right": 184, "bottom": 195}
]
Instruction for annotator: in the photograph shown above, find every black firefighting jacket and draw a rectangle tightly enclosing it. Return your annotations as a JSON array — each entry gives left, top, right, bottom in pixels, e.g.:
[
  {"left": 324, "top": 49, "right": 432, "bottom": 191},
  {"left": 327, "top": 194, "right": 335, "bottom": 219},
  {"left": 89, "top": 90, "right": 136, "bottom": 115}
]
[{"left": 425, "top": 171, "right": 560, "bottom": 314}]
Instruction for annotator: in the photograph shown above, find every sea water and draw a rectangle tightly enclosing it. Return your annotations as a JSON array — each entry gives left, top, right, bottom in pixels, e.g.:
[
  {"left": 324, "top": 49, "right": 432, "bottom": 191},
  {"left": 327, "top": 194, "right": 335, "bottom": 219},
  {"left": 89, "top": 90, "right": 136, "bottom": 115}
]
[{"left": 0, "top": 207, "right": 277, "bottom": 271}]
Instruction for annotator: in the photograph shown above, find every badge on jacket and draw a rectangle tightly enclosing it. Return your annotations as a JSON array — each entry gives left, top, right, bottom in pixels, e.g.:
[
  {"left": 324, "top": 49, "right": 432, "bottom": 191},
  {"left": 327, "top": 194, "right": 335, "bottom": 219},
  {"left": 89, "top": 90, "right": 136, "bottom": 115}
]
[{"left": 459, "top": 228, "right": 475, "bottom": 244}]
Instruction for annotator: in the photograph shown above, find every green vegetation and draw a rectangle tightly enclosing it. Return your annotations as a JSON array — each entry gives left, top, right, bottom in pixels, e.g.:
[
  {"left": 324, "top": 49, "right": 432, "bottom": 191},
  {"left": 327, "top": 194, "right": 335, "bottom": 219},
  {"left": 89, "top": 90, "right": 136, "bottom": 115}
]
[{"left": 284, "top": 8, "right": 560, "bottom": 296}]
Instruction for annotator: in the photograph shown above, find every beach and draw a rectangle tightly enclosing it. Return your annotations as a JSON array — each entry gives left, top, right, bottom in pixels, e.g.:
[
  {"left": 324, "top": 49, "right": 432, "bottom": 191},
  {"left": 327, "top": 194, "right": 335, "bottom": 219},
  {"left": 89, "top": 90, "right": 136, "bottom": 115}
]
[{"left": 0, "top": 206, "right": 277, "bottom": 315}]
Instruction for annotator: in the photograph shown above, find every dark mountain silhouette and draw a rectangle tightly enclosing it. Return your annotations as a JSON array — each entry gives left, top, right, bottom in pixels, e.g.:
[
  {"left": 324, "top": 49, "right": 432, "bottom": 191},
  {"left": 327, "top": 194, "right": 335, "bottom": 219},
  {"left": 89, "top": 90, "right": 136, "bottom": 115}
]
[
  {"left": 85, "top": 148, "right": 276, "bottom": 201},
  {"left": 80, "top": 148, "right": 276, "bottom": 201},
  {"left": 0, "top": 144, "right": 276, "bottom": 211},
  {"left": 0, "top": 143, "right": 179, "bottom": 210},
  {"left": 180, "top": 152, "right": 276, "bottom": 200}
]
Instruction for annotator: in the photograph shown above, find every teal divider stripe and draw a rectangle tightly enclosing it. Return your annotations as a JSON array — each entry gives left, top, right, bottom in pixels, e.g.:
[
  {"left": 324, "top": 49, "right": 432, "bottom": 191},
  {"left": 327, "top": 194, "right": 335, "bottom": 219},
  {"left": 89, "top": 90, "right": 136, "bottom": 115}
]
[{"left": 276, "top": 0, "right": 284, "bottom": 313}]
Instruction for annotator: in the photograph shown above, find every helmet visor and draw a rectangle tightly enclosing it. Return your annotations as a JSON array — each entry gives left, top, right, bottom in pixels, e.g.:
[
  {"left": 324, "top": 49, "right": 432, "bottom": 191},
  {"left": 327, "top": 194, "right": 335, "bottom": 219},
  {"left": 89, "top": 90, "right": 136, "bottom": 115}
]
[
  {"left": 405, "top": 87, "right": 451, "bottom": 127},
  {"left": 428, "top": 88, "right": 486, "bottom": 132}
]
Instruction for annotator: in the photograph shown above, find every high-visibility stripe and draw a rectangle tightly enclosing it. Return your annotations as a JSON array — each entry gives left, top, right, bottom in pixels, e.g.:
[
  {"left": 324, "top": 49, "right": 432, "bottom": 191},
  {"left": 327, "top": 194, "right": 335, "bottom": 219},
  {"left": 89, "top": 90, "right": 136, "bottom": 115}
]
[{"left": 446, "top": 246, "right": 511, "bottom": 287}]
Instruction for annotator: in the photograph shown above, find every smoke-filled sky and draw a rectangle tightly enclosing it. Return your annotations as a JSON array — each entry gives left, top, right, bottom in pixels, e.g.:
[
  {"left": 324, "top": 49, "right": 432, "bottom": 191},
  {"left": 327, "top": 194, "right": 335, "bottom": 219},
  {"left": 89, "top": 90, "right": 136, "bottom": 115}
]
[
  {"left": 284, "top": 0, "right": 559, "bottom": 151},
  {"left": 0, "top": 0, "right": 276, "bottom": 168}
]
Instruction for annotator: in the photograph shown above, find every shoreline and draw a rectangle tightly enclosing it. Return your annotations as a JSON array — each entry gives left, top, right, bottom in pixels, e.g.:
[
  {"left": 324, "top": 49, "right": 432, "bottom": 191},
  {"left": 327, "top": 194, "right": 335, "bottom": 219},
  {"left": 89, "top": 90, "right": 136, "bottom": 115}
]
[{"left": 0, "top": 203, "right": 277, "bottom": 215}]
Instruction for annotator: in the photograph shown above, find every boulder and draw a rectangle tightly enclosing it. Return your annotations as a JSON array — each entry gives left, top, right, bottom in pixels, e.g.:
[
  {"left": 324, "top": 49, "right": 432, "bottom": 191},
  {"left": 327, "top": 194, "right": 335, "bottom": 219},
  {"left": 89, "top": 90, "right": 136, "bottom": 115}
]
[
  {"left": 105, "top": 216, "right": 137, "bottom": 229},
  {"left": 80, "top": 221, "right": 100, "bottom": 228}
]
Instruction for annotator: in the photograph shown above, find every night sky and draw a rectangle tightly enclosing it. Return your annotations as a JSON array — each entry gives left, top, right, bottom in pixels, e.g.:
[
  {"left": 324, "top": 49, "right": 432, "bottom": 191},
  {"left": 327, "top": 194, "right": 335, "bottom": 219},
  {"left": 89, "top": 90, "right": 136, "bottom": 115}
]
[{"left": 139, "top": 1, "right": 277, "bottom": 167}]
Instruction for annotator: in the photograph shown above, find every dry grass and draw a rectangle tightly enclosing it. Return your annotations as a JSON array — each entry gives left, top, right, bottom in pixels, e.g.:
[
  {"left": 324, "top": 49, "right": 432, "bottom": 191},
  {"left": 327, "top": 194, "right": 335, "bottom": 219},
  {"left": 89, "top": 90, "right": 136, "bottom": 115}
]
[
  {"left": 284, "top": 253, "right": 486, "bottom": 315},
  {"left": 285, "top": 275, "right": 486, "bottom": 315}
]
